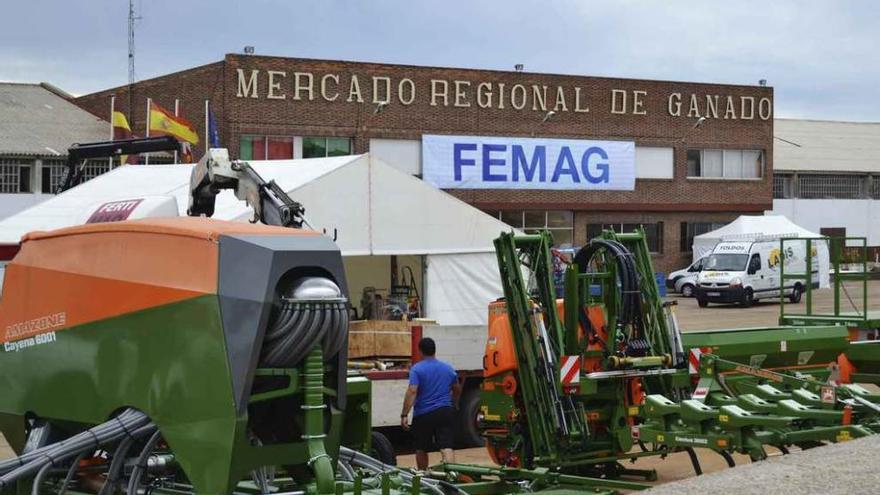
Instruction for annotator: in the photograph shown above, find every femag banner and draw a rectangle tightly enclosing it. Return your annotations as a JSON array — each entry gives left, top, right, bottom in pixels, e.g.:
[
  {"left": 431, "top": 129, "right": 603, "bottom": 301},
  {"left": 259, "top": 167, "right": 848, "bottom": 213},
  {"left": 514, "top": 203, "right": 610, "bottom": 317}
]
[{"left": 422, "top": 134, "right": 635, "bottom": 190}]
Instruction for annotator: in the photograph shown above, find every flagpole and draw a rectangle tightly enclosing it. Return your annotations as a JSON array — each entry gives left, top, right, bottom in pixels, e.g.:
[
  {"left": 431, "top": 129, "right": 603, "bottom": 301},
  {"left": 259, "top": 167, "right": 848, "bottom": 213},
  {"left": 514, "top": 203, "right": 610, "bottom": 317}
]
[
  {"left": 109, "top": 95, "right": 116, "bottom": 169},
  {"left": 145, "top": 97, "right": 151, "bottom": 165},
  {"left": 204, "top": 99, "right": 209, "bottom": 154},
  {"left": 173, "top": 99, "right": 180, "bottom": 163}
]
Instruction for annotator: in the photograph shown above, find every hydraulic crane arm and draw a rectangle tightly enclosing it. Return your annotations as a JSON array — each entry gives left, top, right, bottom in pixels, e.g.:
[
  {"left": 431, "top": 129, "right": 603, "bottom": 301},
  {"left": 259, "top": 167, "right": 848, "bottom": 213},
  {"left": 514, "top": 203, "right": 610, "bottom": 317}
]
[
  {"left": 58, "top": 136, "right": 182, "bottom": 193},
  {"left": 187, "top": 148, "right": 306, "bottom": 228}
]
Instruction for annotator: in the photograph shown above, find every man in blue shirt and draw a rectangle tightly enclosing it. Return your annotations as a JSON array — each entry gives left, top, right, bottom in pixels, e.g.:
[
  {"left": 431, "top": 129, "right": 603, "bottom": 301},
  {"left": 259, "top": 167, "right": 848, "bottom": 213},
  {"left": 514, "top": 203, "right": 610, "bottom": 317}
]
[{"left": 400, "top": 337, "right": 461, "bottom": 470}]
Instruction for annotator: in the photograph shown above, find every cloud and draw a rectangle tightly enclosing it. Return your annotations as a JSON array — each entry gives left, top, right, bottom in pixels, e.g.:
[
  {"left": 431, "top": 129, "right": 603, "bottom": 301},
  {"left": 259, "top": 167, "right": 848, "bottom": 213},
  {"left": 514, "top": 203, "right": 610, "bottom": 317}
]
[{"left": 0, "top": 0, "right": 877, "bottom": 120}]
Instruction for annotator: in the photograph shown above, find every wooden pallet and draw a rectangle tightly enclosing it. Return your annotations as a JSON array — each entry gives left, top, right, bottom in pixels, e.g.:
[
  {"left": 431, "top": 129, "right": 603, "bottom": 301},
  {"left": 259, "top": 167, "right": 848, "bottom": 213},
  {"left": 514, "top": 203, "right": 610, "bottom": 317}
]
[{"left": 348, "top": 320, "right": 434, "bottom": 359}]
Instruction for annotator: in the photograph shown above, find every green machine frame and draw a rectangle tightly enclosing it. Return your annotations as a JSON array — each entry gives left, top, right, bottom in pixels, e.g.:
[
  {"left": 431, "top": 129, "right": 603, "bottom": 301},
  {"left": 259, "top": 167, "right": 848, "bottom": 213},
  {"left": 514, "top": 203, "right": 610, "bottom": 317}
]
[{"left": 779, "top": 236, "right": 880, "bottom": 335}]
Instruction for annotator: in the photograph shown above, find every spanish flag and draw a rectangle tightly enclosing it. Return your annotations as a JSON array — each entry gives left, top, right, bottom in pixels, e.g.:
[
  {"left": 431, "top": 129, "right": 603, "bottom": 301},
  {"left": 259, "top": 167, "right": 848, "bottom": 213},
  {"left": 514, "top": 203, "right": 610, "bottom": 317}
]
[
  {"left": 148, "top": 102, "right": 200, "bottom": 145},
  {"left": 111, "top": 111, "right": 138, "bottom": 165}
]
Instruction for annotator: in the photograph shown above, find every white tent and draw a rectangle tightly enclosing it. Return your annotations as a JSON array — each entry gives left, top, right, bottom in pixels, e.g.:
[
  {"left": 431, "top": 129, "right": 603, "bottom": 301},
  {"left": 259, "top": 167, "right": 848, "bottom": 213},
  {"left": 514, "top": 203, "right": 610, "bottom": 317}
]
[
  {"left": 692, "top": 214, "right": 830, "bottom": 288},
  {"left": 0, "top": 154, "right": 514, "bottom": 325}
]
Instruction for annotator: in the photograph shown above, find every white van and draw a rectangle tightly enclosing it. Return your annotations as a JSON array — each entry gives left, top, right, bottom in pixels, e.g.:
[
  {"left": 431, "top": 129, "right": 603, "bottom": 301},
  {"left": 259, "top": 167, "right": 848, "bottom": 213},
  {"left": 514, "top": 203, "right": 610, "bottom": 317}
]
[
  {"left": 666, "top": 256, "right": 707, "bottom": 297},
  {"left": 694, "top": 240, "right": 818, "bottom": 307}
]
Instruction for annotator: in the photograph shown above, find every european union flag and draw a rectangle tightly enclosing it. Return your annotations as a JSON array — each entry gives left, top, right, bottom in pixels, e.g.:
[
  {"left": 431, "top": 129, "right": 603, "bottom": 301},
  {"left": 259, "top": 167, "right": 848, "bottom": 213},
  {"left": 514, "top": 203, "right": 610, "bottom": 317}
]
[{"left": 208, "top": 107, "right": 221, "bottom": 148}]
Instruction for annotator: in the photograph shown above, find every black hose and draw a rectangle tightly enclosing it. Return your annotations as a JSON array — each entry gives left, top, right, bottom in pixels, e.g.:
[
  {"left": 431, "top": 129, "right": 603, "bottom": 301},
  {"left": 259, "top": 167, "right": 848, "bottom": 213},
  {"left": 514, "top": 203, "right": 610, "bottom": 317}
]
[
  {"left": 126, "top": 429, "right": 162, "bottom": 495},
  {"left": 56, "top": 450, "right": 90, "bottom": 495},
  {"left": 99, "top": 423, "right": 156, "bottom": 495},
  {"left": 574, "top": 239, "right": 645, "bottom": 351},
  {"left": 260, "top": 300, "right": 350, "bottom": 367},
  {"left": 30, "top": 461, "right": 53, "bottom": 495},
  {"left": 264, "top": 303, "right": 299, "bottom": 342},
  {"left": 330, "top": 304, "right": 351, "bottom": 357}
]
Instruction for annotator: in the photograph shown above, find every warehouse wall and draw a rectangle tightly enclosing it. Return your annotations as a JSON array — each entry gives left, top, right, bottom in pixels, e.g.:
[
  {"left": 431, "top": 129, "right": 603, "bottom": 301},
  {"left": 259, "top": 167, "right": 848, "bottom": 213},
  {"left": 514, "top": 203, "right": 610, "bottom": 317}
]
[{"left": 772, "top": 199, "right": 880, "bottom": 247}]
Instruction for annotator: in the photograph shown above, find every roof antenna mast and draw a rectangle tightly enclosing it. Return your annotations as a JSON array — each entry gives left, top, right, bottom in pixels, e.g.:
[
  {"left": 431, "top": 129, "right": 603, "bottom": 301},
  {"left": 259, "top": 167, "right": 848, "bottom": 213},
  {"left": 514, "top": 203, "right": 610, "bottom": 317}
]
[
  {"left": 128, "top": 0, "right": 139, "bottom": 85},
  {"left": 126, "top": 0, "right": 141, "bottom": 124}
]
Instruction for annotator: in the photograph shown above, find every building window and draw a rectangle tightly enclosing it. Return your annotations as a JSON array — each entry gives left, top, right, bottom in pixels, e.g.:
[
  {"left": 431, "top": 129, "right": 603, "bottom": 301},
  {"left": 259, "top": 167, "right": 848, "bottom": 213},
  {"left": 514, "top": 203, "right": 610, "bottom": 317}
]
[
  {"left": 586, "top": 222, "right": 664, "bottom": 253},
  {"left": 82, "top": 160, "right": 111, "bottom": 182},
  {"left": 41, "top": 159, "right": 67, "bottom": 194},
  {"left": 489, "top": 210, "right": 574, "bottom": 247},
  {"left": 820, "top": 227, "right": 846, "bottom": 238},
  {"left": 773, "top": 173, "right": 793, "bottom": 199},
  {"left": 687, "top": 149, "right": 763, "bottom": 179},
  {"left": 798, "top": 174, "right": 862, "bottom": 199},
  {"left": 680, "top": 221, "right": 727, "bottom": 252},
  {"left": 0, "top": 159, "right": 33, "bottom": 193},
  {"left": 240, "top": 135, "right": 294, "bottom": 160},
  {"left": 303, "top": 137, "right": 351, "bottom": 158}
]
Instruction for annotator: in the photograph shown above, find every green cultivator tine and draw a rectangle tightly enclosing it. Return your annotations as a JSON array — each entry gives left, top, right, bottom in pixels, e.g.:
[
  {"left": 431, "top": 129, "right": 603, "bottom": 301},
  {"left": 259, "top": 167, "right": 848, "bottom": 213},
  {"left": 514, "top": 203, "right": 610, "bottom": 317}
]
[
  {"left": 775, "top": 400, "right": 845, "bottom": 425},
  {"left": 718, "top": 405, "right": 794, "bottom": 429},
  {"left": 736, "top": 394, "right": 777, "bottom": 413}
]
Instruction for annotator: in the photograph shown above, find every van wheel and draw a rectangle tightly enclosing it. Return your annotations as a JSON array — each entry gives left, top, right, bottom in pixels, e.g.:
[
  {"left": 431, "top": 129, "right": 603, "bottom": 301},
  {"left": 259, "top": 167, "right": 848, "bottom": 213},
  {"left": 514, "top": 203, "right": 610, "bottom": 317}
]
[
  {"left": 740, "top": 288, "right": 754, "bottom": 308},
  {"left": 370, "top": 430, "right": 396, "bottom": 466},
  {"left": 789, "top": 284, "right": 803, "bottom": 304},
  {"left": 456, "top": 388, "right": 485, "bottom": 448},
  {"left": 681, "top": 284, "right": 695, "bottom": 298},
  {"left": 697, "top": 298, "right": 709, "bottom": 308}
]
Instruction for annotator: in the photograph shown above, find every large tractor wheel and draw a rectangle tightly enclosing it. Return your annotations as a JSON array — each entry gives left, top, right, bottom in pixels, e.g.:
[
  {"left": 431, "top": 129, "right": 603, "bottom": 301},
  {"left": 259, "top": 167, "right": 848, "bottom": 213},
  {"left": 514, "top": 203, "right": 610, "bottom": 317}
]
[
  {"left": 456, "top": 388, "right": 485, "bottom": 448},
  {"left": 370, "top": 430, "right": 396, "bottom": 466}
]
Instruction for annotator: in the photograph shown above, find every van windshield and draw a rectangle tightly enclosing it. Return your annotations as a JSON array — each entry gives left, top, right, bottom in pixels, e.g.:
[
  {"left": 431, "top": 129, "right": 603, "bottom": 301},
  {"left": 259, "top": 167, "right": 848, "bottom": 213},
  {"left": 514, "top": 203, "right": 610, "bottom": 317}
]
[{"left": 705, "top": 254, "right": 748, "bottom": 272}]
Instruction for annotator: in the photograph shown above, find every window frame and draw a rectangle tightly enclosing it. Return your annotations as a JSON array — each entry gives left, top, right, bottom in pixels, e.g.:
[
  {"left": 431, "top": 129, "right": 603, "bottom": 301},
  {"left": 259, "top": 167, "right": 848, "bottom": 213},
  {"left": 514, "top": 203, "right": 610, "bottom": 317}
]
[
  {"left": 586, "top": 222, "right": 664, "bottom": 254},
  {"left": 0, "top": 158, "right": 34, "bottom": 194},
  {"left": 41, "top": 159, "right": 67, "bottom": 194},
  {"left": 680, "top": 221, "right": 728, "bottom": 253},
  {"left": 686, "top": 148, "right": 764, "bottom": 180},
  {"left": 489, "top": 210, "right": 574, "bottom": 247},
  {"left": 303, "top": 136, "right": 353, "bottom": 159}
]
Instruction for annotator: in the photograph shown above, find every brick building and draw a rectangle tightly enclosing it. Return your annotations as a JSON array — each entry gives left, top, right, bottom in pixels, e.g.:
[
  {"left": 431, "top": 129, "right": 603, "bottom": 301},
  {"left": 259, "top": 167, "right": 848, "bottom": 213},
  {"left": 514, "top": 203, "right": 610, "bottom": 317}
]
[{"left": 75, "top": 54, "right": 774, "bottom": 271}]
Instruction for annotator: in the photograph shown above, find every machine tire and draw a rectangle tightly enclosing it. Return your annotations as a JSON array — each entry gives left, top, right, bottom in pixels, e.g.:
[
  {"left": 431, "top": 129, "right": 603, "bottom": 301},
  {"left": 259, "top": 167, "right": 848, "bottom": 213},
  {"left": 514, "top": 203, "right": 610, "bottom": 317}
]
[
  {"left": 456, "top": 388, "right": 485, "bottom": 448},
  {"left": 370, "top": 430, "right": 396, "bottom": 466},
  {"left": 697, "top": 298, "right": 709, "bottom": 308},
  {"left": 740, "top": 288, "right": 754, "bottom": 308},
  {"left": 789, "top": 284, "right": 803, "bottom": 304},
  {"left": 681, "top": 283, "right": 695, "bottom": 298}
]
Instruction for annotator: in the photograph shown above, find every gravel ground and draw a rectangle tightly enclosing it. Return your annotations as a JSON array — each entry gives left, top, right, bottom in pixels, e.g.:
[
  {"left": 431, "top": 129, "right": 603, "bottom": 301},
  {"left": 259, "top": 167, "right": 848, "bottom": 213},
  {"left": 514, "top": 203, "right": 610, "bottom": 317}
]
[
  {"left": 645, "top": 436, "right": 880, "bottom": 495},
  {"left": 672, "top": 280, "right": 880, "bottom": 332}
]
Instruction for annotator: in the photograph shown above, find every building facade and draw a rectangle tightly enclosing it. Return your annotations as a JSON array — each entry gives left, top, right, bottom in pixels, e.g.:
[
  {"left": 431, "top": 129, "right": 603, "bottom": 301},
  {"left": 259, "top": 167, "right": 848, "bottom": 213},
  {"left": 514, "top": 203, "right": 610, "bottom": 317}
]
[
  {"left": 772, "top": 118, "right": 880, "bottom": 251},
  {"left": 0, "top": 82, "right": 110, "bottom": 224},
  {"left": 75, "top": 54, "right": 775, "bottom": 271}
]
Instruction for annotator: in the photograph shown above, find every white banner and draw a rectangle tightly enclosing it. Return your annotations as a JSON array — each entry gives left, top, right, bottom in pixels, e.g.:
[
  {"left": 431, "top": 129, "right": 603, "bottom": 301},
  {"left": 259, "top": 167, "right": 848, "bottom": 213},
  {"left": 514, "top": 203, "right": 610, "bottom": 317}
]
[{"left": 422, "top": 134, "right": 635, "bottom": 190}]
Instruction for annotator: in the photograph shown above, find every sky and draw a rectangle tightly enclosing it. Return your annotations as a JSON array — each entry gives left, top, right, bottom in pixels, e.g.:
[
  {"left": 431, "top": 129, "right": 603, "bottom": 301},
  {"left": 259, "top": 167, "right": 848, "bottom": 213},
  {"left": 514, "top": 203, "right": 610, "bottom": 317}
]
[{"left": 1, "top": 0, "right": 878, "bottom": 121}]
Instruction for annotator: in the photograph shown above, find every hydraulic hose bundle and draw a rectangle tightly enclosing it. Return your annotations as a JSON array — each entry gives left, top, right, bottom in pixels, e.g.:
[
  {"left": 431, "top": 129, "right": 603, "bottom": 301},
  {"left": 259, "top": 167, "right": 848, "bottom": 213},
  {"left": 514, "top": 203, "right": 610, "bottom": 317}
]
[
  {"left": 0, "top": 409, "right": 155, "bottom": 492},
  {"left": 574, "top": 238, "right": 646, "bottom": 355},
  {"left": 260, "top": 277, "right": 349, "bottom": 367}
]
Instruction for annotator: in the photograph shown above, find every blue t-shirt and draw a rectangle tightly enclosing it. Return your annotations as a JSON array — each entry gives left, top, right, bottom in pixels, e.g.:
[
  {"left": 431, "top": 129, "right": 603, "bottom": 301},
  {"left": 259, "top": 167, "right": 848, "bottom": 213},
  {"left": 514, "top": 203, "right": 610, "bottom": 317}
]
[{"left": 409, "top": 358, "right": 457, "bottom": 417}]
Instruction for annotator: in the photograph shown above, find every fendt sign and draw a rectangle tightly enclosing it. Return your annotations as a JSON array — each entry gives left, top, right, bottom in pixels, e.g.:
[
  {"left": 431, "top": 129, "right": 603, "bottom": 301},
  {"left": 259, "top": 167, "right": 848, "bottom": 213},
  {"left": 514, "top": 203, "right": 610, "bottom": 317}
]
[{"left": 422, "top": 135, "right": 635, "bottom": 191}]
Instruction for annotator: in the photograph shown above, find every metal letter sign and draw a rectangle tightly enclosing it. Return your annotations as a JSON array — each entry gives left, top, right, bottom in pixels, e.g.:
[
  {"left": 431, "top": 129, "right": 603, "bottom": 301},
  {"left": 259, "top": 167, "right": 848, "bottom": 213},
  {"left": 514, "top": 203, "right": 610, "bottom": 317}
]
[{"left": 422, "top": 134, "right": 635, "bottom": 190}]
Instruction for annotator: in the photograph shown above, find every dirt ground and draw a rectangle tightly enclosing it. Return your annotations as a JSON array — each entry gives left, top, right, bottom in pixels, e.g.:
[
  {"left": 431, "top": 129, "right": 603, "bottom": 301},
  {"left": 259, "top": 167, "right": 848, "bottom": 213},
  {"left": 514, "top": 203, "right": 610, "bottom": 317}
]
[
  {"left": 2, "top": 282, "right": 878, "bottom": 490},
  {"left": 397, "top": 446, "right": 756, "bottom": 489},
  {"left": 674, "top": 280, "right": 879, "bottom": 332}
]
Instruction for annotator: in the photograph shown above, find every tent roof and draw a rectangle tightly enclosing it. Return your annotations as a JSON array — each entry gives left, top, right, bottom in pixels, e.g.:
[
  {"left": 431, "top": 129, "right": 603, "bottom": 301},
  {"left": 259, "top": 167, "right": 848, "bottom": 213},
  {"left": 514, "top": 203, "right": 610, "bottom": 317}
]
[
  {"left": 693, "top": 214, "right": 821, "bottom": 242},
  {"left": 0, "top": 153, "right": 513, "bottom": 255}
]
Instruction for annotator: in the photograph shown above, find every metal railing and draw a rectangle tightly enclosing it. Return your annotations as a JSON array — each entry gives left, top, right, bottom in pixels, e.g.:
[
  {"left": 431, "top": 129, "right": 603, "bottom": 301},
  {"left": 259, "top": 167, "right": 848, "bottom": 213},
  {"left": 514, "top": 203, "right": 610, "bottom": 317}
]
[{"left": 779, "top": 236, "right": 869, "bottom": 325}]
